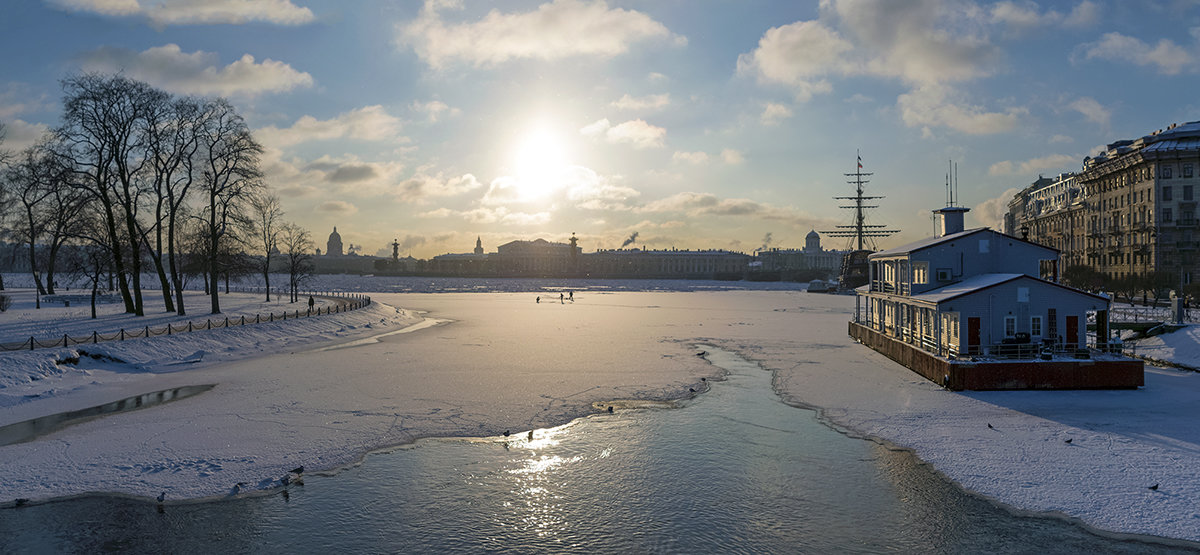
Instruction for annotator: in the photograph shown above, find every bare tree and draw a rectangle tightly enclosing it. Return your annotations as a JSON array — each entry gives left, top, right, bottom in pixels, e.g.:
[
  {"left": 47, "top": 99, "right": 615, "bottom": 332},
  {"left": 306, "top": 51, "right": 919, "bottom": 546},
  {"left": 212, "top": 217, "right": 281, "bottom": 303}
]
[
  {"left": 4, "top": 142, "right": 58, "bottom": 301},
  {"left": 280, "top": 222, "right": 313, "bottom": 303},
  {"left": 39, "top": 141, "right": 88, "bottom": 295},
  {"left": 65, "top": 205, "right": 115, "bottom": 319},
  {"left": 247, "top": 192, "right": 283, "bottom": 301},
  {"left": 0, "top": 120, "right": 8, "bottom": 290},
  {"left": 58, "top": 73, "right": 164, "bottom": 315},
  {"left": 195, "top": 98, "right": 263, "bottom": 314}
]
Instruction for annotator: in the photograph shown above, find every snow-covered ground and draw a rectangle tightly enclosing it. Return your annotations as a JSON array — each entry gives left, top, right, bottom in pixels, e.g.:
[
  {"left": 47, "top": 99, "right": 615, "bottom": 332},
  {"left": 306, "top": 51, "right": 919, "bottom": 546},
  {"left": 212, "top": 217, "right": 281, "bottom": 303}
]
[{"left": 1, "top": 280, "right": 1198, "bottom": 544}]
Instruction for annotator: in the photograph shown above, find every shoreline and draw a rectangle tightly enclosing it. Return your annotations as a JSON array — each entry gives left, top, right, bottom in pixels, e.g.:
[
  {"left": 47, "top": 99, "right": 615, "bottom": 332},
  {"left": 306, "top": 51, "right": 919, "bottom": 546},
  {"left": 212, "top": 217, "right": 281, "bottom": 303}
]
[{"left": 6, "top": 339, "right": 1198, "bottom": 551}]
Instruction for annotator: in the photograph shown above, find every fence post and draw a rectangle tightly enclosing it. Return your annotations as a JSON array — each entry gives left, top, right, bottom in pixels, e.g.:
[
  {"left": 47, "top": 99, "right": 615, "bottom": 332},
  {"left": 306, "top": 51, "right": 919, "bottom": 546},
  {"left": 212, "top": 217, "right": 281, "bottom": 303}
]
[
  {"left": 120, "top": 329, "right": 125, "bottom": 341},
  {"left": 145, "top": 326, "right": 149, "bottom": 338},
  {"left": 188, "top": 321, "right": 193, "bottom": 332},
  {"left": 207, "top": 320, "right": 212, "bottom": 330},
  {"left": 63, "top": 334, "right": 69, "bottom": 347},
  {"left": 93, "top": 331, "right": 98, "bottom": 344},
  {"left": 224, "top": 317, "right": 229, "bottom": 327},
  {"left": 29, "top": 337, "right": 34, "bottom": 351},
  {"left": 241, "top": 315, "right": 245, "bottom": 326}
]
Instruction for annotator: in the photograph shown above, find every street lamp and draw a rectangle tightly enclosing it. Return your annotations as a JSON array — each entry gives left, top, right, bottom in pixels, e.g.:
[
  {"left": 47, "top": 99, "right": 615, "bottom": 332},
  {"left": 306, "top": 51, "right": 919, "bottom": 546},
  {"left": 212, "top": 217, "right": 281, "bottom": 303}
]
[{"left": 1020, "top": 224, "right": 1030, "bottom": 240}]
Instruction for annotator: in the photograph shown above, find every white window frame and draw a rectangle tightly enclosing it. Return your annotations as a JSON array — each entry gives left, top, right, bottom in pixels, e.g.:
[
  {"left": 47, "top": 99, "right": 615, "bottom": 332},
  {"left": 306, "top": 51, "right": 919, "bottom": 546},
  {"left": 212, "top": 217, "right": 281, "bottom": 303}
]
[
  {"left": 1031, "top": 316, "right": 1043, "bottom": 338},
  {"left": 1004, "top": 316, "right": 1016, "bottom": 337},
  {"left": 912, "top": 262, "right": 929, "bottom": 284}
]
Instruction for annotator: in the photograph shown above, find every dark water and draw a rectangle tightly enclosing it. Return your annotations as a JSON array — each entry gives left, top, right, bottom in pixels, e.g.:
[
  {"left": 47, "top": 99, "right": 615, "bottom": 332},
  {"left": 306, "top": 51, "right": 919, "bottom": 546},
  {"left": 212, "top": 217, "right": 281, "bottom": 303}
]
[{"left": 0, "top": 348, "right": 1195, "bottom": 553}]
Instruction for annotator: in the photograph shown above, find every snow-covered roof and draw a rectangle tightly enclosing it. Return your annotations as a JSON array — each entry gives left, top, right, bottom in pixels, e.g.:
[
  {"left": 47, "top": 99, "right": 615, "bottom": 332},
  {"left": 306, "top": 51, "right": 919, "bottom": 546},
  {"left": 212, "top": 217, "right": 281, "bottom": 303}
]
[
  {"left": 904, "top": 273, "right": 1109, "bottom": 304},
  {"left": 871, "top": 227, "right": 1056, "bottom": 258},
  {"left": 871, "top": 228, "right": 987, "bottom": 257}
]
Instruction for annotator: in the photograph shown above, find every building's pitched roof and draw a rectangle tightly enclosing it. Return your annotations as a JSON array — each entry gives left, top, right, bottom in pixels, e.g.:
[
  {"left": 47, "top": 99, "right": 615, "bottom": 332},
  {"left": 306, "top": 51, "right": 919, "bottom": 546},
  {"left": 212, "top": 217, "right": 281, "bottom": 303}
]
[
  {"left": 906, "top": 273, "right": 1109, "bottom": 304},
  {"left": 871, "top": 227, "right": 1058, "bottom": 258}
]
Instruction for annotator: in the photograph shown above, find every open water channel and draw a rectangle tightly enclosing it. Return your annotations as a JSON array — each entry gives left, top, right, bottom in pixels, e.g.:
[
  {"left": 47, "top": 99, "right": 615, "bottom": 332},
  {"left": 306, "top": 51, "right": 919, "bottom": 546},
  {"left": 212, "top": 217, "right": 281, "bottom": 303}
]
[{"left": 1, "top": 348, "right": 1196, "bottom": 553}]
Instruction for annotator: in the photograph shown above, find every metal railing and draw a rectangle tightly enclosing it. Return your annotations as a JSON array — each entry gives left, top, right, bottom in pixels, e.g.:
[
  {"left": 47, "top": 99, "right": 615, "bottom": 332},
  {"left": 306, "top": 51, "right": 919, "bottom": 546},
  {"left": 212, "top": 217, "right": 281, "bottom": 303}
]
[{"left": 0, "top": 289, "right": 371, "bottom": 352}]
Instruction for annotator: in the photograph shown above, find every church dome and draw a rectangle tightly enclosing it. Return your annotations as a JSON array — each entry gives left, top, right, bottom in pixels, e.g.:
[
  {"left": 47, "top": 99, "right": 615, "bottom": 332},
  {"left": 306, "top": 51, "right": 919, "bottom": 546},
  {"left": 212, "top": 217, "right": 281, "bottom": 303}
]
[
  {"left": 806, "top": 229, "right": 819, "bottom": 239},
  {"left": 327, "top": 227, "right": 344, "bottom": 256}
]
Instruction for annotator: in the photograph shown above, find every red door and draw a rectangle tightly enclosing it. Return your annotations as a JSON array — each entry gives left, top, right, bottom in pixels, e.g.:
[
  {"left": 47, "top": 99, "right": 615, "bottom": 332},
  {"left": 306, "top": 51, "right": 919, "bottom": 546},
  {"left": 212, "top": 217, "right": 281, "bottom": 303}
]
[
  {"left": 1066, "top": 315, "right": 1079, "bottom": 349},
  {"left": 968, "top": 317, "right": 981, "bottom": 354}
]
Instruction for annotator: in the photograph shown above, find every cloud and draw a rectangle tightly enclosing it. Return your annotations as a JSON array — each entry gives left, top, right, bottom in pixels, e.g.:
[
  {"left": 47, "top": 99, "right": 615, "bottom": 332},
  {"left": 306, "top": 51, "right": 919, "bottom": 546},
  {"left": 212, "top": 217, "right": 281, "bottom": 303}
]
[
  {"left": 398, "top": 0, "right": 684, "bottom": 69},
  {"left": 0, "top": 83, "right": 53, "bottom": 119},
  {"left": 580, "top": 118, "right": 665, "bottom": 149},
  {"left": 1049, "top": 134, "right": 1074, "bottom": 144},
  {"left": 637, "top": 191, "right": 813, "bottom": 226},
  {"left": 987, "top": 154, "right": 1078, "bottom": 176},
  {"left": 989, "top": 1, "right": 1096, "bottom": 29},
  {"left": 0, "top": 119, "right": 51, "bottom": 152},
  {"left": 827, "top": 0, "right": 1000, "bottom": 85},
  {"left": 720, "top": 149, "right": 745, "bottom": 165},
  {"left": 419, "top": 206, "right": 551, "bottom": 226},
  {"left": 1068, "top": 96, "right": 1110, "bottom": 126},
  {"left": 973, "top": 186, "right": 1022, "bottom": 229},
  {"left": 77, "top": 43, "right": 313, "bottom": 97},
  {"left": 672, "top": 151, "right": 709, "bottom": 165},
  {"left": 410, "top": 99, "right": 460, "bottom": 122},
  {"left": 261, "top": 151, "right": 409, "bottom": 199},
  {"left": 316, "top": 200, "right": 358, "bottom": 215},
  {"left": 611, "top": 93, "right": 670, "bottom": 111},
  {"left": 897, "top": 84, "right": 1026, "bottom": 135},
  {"left": 760, "top": 102, "right": 793, "bottom": 126},
  {"left": 1075, "top": 32, "right": 1192, "bottom": 75},
  {"left": 737, "top": 1, "right": 1025, "bottom": 133},
  {"left": 257, "top": 105, "right": 404, "bottom": 148},
  {"left": 736, "top": 19, "right": 850, "bottom": 85},
  {"left": 397, "top": 172, "right": 484, "bottom": 202},
  {"left": 47, "top": 0, "right": 314, "bottom": 26}
]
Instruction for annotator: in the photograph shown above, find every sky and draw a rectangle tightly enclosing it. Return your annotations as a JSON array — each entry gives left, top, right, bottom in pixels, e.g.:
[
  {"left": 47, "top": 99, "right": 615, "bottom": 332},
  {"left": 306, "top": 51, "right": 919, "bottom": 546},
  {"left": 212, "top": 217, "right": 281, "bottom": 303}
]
[{"left": 2, "top": 0, "right": 1200, "bottom": 259}]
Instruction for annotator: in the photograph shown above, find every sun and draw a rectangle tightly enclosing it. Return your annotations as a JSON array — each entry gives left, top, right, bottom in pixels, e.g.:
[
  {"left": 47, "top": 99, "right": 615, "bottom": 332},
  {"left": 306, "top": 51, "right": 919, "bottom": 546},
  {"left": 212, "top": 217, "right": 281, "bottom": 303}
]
[{"left": 511, "top": 125, "right": 570, "bottom": 200}]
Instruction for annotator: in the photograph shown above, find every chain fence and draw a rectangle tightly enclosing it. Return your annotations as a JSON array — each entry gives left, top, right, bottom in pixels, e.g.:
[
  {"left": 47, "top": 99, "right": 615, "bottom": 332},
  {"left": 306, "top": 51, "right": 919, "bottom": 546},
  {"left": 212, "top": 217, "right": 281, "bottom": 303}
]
[{"left": 0, "top": 288, "right": 371, "bottom": 353}]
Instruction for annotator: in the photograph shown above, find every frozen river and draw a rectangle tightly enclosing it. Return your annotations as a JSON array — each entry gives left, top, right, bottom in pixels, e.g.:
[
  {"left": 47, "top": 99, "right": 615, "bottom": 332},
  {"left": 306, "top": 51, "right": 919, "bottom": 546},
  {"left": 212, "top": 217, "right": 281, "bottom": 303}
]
[{"left": 1, "top": 347, "right": 1191, "bottom": 553}]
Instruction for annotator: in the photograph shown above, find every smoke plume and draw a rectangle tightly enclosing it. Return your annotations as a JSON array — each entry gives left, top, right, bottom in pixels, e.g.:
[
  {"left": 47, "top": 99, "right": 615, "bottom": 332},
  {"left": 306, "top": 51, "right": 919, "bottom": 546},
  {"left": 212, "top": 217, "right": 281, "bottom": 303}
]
[{"left": 620, "top": 231, "right": 639, "bottom": 248}]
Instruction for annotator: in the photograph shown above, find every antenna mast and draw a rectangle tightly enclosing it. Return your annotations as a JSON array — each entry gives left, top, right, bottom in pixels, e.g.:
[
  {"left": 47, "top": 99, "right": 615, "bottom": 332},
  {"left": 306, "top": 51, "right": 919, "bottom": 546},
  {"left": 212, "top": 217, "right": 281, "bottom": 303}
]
[{"left": 821, "top": 151, "right": 899, "bottom": 251}]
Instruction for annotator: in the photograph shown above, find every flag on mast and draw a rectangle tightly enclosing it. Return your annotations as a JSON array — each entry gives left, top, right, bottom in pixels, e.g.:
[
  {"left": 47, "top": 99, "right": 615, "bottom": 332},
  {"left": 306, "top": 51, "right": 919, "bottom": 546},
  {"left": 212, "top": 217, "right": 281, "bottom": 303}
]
[{"left": 857, "top": 155, "right": 862, "bottom": 169}]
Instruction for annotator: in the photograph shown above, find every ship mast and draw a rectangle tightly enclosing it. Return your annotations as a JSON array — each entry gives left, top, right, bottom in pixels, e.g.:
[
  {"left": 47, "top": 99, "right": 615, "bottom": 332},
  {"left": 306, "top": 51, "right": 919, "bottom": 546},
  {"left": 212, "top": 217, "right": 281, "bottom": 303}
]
[{"left": 821, "top": 151, "right": 898, "bottom": 251}]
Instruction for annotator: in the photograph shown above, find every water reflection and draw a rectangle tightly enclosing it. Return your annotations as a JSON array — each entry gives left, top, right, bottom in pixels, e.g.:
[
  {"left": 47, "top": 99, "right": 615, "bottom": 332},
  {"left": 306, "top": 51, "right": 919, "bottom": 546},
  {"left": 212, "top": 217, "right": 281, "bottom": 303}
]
[{"left": 1, "top": 348, "right": 1196, "bottom": 553}]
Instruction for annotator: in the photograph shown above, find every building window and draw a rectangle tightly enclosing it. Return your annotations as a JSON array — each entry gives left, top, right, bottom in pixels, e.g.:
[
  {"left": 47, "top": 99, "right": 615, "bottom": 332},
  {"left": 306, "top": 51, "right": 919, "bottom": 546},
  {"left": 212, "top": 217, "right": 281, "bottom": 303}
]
[
  {"left": 1163, "top": 186, "right": 1173, "bottom": 201},
  {"left": 1005, "top": 316, "right": 1016, "bottom": 337},
  {"left": 1164, "top": 208, "right": 1173, "bottom": 222},
  {"left": 1186, "top": 185, "right": 1194, "bottom": 201},
  {"left": 1186, "top": 164, "right": 1194, "bottom": 178},
  {"left": 1163, "top": 166, "right": 1173, "bottom": 179},
  {"left": 1031, "top": 316, "right": 1043, "bottom": 337},
  {"left": 913, "top": 262, "right": 928, "bottom": 284}
]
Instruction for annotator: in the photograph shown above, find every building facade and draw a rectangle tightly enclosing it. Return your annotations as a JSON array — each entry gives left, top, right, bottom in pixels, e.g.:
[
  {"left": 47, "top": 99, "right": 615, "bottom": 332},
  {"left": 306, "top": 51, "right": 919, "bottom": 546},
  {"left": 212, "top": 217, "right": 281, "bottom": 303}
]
[{"left": 1007, "top": 121, "right": 1200, "bottom": 286}]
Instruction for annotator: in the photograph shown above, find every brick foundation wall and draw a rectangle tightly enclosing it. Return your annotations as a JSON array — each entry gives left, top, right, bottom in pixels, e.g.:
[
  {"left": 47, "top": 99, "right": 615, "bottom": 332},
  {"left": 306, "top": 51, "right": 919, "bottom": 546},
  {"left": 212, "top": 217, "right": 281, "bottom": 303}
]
[{"left": 849, "top": 321, "right": 1143, "bottom": 390}]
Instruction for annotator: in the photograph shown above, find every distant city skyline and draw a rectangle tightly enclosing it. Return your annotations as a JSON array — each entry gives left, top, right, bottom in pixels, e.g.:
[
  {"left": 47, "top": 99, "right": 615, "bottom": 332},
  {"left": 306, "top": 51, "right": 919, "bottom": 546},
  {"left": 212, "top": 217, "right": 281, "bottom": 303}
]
[{"left": 4, "top": 1, "right": 1200, "bottom": 258}]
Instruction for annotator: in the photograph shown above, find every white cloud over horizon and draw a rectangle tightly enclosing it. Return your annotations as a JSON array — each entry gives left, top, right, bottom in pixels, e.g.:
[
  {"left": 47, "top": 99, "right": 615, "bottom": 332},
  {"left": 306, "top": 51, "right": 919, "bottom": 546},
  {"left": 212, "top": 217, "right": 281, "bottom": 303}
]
[
  {"left": 77, "top": 44, "right": 313, "bottom": 97},
  {"left": 580, "top": 118, "right": 665, "bottom": 149},
  {"left": 257, "top": 106, "right": 405, "bottom": 148},
  {"left": 47, "top": 0, "right": 315, "bottom": 26},
  {"left": 398, "top": 0, "right": 684, "bottom": 69}
]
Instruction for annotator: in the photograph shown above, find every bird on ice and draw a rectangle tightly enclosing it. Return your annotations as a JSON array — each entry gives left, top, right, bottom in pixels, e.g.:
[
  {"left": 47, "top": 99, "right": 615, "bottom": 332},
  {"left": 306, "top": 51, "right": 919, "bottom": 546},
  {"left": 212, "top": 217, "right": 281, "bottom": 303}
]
[
  {"left": 1064, "top": 438, "right": 1073, "bottom": 444},
  {"left": 156, "top": 492, "right": 166, "bottom": 504},
  {"left": 987, "top": 423, "right": 994, "bottom": 429},
  {"left": 1149, "top": 484, "right": 1159, "bottom": 491}
]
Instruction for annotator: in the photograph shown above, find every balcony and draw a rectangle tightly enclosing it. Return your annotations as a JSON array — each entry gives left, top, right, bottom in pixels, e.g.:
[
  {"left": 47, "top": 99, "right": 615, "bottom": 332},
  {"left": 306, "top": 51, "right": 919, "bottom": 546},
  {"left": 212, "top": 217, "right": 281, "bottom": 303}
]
[{"left": 1177, "top": 219, "right": 1198, "bottom": 228}]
